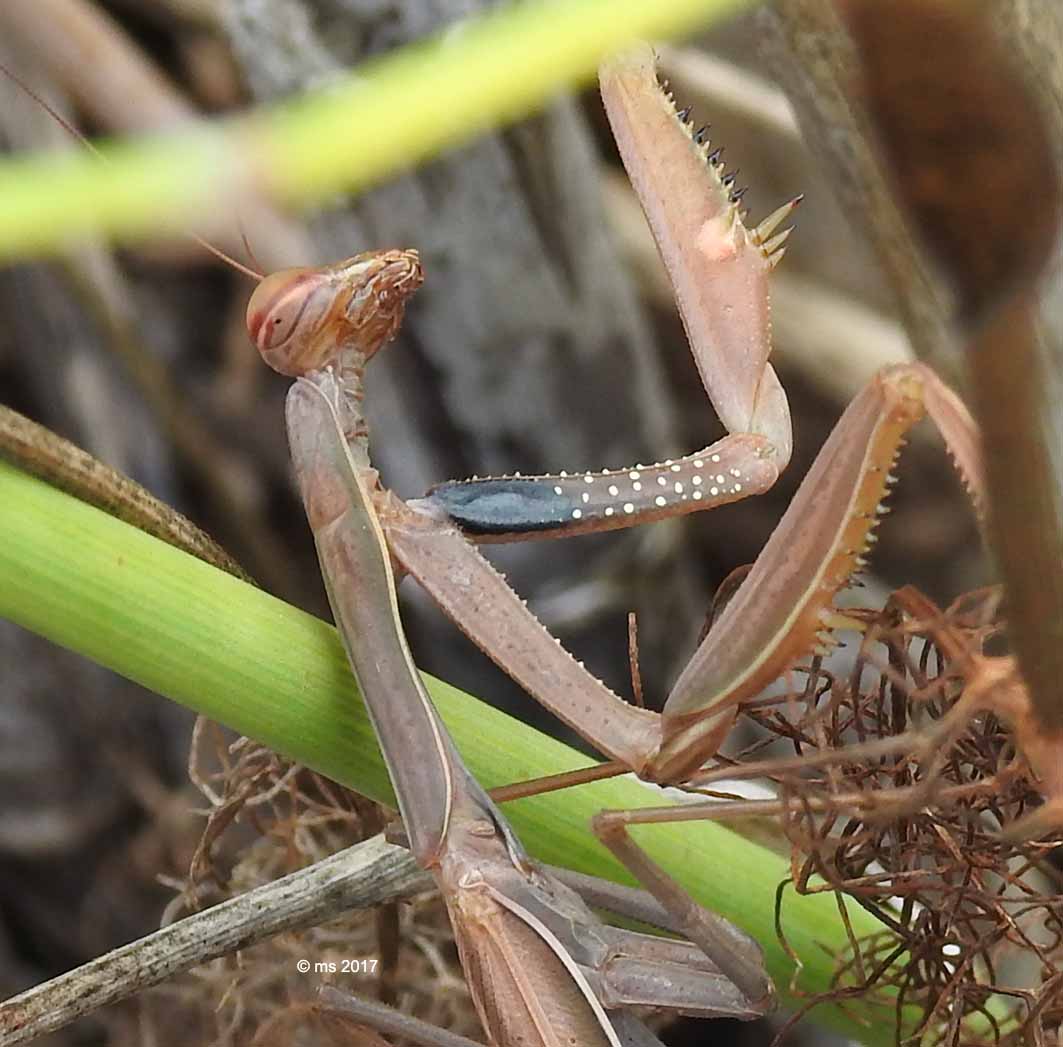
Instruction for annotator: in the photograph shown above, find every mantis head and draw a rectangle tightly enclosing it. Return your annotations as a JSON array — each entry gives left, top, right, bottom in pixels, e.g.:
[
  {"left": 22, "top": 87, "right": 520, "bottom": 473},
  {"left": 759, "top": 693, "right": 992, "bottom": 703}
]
[{"left": 246, "top": 248, "right": 424, "bottom": 376}]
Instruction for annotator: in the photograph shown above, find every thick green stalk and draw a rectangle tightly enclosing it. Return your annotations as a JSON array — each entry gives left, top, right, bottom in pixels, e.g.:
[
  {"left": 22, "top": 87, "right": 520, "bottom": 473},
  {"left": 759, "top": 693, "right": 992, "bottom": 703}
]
[{"left": 0, "top": 459, "right": 915, "bottom": 1043}]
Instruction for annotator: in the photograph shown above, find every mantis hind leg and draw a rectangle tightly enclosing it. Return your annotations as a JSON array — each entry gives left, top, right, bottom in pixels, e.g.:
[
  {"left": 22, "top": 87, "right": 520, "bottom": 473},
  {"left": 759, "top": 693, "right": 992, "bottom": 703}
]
[{"left": 591, "top": 808, "right": 775, "bottom": 1013}]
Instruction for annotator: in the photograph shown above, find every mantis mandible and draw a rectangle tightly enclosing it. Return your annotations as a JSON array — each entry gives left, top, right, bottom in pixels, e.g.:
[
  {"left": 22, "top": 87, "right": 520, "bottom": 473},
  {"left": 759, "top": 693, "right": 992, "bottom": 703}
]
[
  {"left": 248, "top": 43, "right": 985, "bottom": 974},
  {"left": 271, "top": 250, "right": 772, "bottom": 1044}
]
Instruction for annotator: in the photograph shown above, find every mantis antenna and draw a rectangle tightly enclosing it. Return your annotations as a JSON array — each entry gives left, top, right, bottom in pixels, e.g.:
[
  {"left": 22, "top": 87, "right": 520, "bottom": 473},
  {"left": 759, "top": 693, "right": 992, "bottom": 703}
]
[{"left": 0, "top": 60, "right": 264, "bottom": 283}]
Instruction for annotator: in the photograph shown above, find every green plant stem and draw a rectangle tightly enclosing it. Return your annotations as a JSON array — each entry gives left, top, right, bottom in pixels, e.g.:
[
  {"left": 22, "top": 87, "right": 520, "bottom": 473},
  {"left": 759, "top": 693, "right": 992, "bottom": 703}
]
[
  {"left": 0, "top": 458, "right": 917, "bottom": 1044},
  {"left": 0, "top": 0, "right": 754, "bottom": 261}
]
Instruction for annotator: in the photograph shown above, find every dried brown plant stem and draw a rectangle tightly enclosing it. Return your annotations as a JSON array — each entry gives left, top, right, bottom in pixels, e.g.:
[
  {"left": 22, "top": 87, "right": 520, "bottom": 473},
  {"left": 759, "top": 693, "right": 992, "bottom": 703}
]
[
  {"left": 968, "top": 295, "right": 1063, "bottom": 737},
  {"left": 758, "top": 0, "right": 958, "bottom": 378},
  {"left": 0, "top": 835, "right": 430, "bottom": 1047},
  {"left": 970, "top": 0, "right": 1063, "bottom": 743},
  {"left": 0, "top": 405, "right": 251, "bottom": 582},
  {"left": 1, "top": 0, "right": 188, "bottom": 130}
]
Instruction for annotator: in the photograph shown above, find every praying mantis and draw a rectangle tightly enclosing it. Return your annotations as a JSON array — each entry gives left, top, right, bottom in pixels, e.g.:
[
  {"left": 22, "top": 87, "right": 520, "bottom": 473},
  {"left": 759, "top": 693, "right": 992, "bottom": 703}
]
[
  {"left": 276, "top": 250, "right": 772, "bottom": 1044},
  {"left": 0, "top": 36, "right": 780, "bottom": 1042},
  {"left": 248, "top": 40, "right": 985, "bottom": 990},
  {"left": 246, "top": 42, "right": 987, "bottom": 1043}
]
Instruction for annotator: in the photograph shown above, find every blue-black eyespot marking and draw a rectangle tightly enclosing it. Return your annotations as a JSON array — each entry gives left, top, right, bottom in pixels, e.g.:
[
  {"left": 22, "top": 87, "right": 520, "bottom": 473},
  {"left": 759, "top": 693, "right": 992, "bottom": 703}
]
[
  {"left": 426, "top": 449, "right": 746, "bottom": 535},
  {"left": 426, "top": 479, "right": 581, "bottom": 534}
]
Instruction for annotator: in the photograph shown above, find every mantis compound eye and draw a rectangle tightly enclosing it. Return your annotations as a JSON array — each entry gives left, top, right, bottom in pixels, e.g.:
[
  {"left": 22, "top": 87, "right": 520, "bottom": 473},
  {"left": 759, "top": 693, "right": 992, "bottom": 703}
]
[{"left": 246, "top": 268, "right": 335, "bottom": 376}]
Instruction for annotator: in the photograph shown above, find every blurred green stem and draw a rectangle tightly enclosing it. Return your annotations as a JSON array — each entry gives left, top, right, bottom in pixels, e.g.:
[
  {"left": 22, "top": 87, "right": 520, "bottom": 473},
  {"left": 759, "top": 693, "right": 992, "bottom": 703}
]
[{"left": 0, "top": 0, "right": 754, "bottom": 261}]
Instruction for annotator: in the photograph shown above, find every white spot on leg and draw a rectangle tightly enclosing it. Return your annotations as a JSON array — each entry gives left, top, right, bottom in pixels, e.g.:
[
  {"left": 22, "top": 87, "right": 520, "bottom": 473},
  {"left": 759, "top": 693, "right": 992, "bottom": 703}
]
[
  {"left": 572, "top": 509, "right": 582, "bottom": 520},
  {"left": 608, "top": 485, "right": 619, "bottom": 496},
  {"left": 624, "top": 502, "right": 635, "bottom": 514},
  {"left": 655, "top": 495, "right": 667, "bottom": 507},
  {"left": 695, "top": 215, "right": 738, "bottom": 262}
]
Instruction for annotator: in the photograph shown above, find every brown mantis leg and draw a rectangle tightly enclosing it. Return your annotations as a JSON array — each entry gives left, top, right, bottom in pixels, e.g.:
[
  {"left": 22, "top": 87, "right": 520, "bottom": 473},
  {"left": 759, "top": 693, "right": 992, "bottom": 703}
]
[
  {"left": 588, "top": 368, "right": 982, "bottom": 995},
  {"left": 422, "top": 45, "right": 797, "bottom": 544},
  {"left": 318, "top": 985, "right": 484, "bottom": 1047},
  {"left": 381, "top": 53, "right": 984, "bottom": 976},
  {"left": 391, "top": 364, "right": 982, "bottom": 776},
  {"left": 590, "top": 813, "right": 772, "bottom": 1007},
  {"left": 398, "top": 44, "right": 984, "bottom": 794}
]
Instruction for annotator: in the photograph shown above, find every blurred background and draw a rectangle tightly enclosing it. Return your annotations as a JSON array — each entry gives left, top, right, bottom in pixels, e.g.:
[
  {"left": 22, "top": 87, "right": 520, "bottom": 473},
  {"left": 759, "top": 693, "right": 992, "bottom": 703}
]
[{"left": 0, "top": 1, "right": 1058, "bottom": 1044}]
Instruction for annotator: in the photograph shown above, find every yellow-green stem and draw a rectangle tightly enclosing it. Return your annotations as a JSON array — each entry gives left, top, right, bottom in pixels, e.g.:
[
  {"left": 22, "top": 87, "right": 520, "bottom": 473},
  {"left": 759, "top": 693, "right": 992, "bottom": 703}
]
[{"left": 0, "top": 0, "right": 754, "bottom": 261}]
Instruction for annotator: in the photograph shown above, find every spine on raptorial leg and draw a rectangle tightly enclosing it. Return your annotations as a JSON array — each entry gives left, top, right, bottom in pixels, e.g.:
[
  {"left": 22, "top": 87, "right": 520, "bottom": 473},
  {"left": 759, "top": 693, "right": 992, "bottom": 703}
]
[
  {"left": 913, "top": 361, "right": 986, "bottom": 519},
  {"left": 420, "top": 435, "right": 778, "bottom": 540},
  {"left": 599, "top": 43, "right": 799, "bottom": 459}
]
